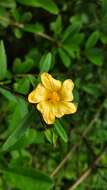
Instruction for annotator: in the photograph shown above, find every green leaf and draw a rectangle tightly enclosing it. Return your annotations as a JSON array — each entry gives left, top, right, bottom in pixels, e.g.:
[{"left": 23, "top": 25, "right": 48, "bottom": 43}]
[
  {"left": 44, "top": 128, "right": 57, "bottom": 144},
  {"left": 13, "top": 28, "right": 23, "bottom": 39},
  {"left": 13, "top": 58, "right": 34, "bottom": 74},
  {"left": 102, "top": 0, "right": 107, "bottom": 15},
  {"left": 0, "top": 0, "right": 16, "bottom": 8},
  {"left": 16, "top": 0, "right": 59, "bottom": 14},
  {"left": 0, "top": 41, "right": 7, "bottom": 80},
  {"left": 70, "top": 14, "right": 89, "bottom": 25},
  {"left": 27, "top": 75, "right": 37, "bottom": 87},
  {"left": 51, "top": 15, "right": 62, "bottom": 34},
  {"left": 62, "top": 22, "right": 81, "bottom": 42},
  {"left": 39, "top": 52, "right": 52, "bottom": 72},
  {"left": 3, "top": 166, "right": 53, "bottom": 190},
  {"left": 0, "top": 87, "right": 17, "bottom": 102},
  {"left": 8, "top": 97, "right": 28, "bottom": 132},
  {"left": 85, "top": 31, "right": 100, "bottom": 49},
  {"left": 85, "top": 48, "right": 103, "bottom": 66},
  {"left": 82, "top": 83, "right": 101, "bottom": 97},
  {"left": 44, "top": 129, "right": 53, "bottom": 144},
  {"left": 54, "top": 120, "right": 68, "bottom": 143},
  {"left": 62, "top": 33, "right": 84, "bottom": 58},
  {"left": 58, "top": 48, "right": 71, "bottom": 68},
  {"left": 7, "top": 129, "right": 45, "bottom": 150},
  {"left": 14, "top": 77, "right": 30, "bottom": 95},
  {"left": 63, "top": 44, "right": 79, "bottom": 58},
  {"left": 100, "top": 32, "right": 107, "bottom": 44},
  {"left": 63, "top": 33, "right": 84, "bottom": 46},
  {"left": 54, "top": 15, "right": 62, "bottom": 34},
  {"left": 24, "top": 23, "right": 44, "bottom": 34},
  {"left": 2, "top": 111, "right": 33, "bottom": 152}
]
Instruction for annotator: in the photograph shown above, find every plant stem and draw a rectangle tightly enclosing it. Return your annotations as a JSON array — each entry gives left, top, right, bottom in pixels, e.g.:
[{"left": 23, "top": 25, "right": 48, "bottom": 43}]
[
  {"left": 50, "top": 101, "right": 104, "bottom": 177},
  {"left": 0, "top": 15, "right": 55, "bottom": 42},
  {"left": 68, "top": 144, "right": 107, "bottom": 190}
]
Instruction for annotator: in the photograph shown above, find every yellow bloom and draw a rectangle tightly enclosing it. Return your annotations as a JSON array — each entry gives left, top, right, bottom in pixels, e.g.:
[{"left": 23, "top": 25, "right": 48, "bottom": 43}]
[{"left": 28, "top": 72, "right": 77, "bottom": 124}]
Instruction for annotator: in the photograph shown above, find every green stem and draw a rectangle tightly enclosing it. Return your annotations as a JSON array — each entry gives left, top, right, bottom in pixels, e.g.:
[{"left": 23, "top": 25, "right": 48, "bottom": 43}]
[{"left": 0, "top": 15, "right": 55, "bottom": 42}]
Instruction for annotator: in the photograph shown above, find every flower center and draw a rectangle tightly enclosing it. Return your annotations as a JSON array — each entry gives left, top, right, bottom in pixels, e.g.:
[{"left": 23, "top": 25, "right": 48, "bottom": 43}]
[{"left": 48, "top": 91, "right": 60, "bottom": 103}]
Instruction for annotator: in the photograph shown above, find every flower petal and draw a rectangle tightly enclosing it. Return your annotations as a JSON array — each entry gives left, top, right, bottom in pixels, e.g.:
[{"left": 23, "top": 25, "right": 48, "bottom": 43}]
[
  {"left": 61, "top": 79, "right": 74, "bottom": 101},
  {"left": 28, "top": 83, "right": 47, "bottom": 103},
  {"left": 54, "top": 102, "right": 77, "bottom": 118},
  {"left": 52, "top": 103, "right": 64, "bottom": 118},
  {"left": 37, "top": 101, "right": 55, "bottom": 124},
  {"left": 41, "top": 72, "right": 61, "bottom": 91}
]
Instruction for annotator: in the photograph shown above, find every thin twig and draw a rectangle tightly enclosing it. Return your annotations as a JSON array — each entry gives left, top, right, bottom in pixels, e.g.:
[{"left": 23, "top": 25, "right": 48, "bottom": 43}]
[
  {"left": 50, "top": 102, "right": 104, "bottom": 177},
  {"left": 68, "top": 144, "right": 107, "bottom": 190},
  {"left": 15, "top": 73, "right": 38, "bottom": 78},
  {"left": 0, "top": 80, "right": 11, "bottom": 85},
  {"left": 37, "top": 32, "right": 55, "bottom": 42},
  {"left": 0, "top": 16, "right": 24, "bottom": 28},
  {"left": 0, "top": 15, "right": 55, "bottom": 42}
]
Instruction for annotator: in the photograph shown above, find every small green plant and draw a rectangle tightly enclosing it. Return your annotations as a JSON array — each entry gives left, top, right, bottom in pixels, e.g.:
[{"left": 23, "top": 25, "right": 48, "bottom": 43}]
[{"left": 0, "top": 0, "right": 107, "bottom": 190}]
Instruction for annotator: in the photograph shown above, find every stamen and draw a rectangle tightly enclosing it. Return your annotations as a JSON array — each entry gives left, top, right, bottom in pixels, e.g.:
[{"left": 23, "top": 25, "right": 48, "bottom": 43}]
[{"left": 47, "top": 91, "right": 60, "bottom": 103}]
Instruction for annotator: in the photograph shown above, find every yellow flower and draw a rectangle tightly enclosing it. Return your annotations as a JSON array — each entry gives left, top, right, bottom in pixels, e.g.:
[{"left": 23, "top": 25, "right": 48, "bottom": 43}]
[{"left": 28, "top": 72, "right": 77, "bottom": 125}]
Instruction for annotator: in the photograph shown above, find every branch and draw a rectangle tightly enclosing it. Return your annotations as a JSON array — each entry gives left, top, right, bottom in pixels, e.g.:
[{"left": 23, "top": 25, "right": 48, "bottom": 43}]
[
  {"left": 68, "top": 143, "right": 107, "bottom": 190},
  {"left": 50, "top": 101, "right": 104, "bottom": 177},
  {"left": 0, "top": 16, "right": 55, "bottom": 42}
]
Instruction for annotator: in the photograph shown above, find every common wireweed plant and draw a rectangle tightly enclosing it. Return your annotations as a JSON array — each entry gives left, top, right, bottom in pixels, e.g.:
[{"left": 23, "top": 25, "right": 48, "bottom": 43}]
[{"left": 0, "top": 0, "right": 107, "bottom": 190}]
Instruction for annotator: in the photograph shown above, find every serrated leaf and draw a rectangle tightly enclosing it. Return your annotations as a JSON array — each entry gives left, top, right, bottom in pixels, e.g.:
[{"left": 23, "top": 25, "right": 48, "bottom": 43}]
[
  {"left": 39, "top": 52, "right": 52, "bottom": 72},
  {"left": 0, "top": 41, "right": 7, "bottom": 80},
  {"left": 54, "top": 120, "right": 68, "bottom": 143},
  {"left": 16, "top": 0, "right": 59, "bottom": 14},
  {"left": 3, "top": 166, "right": 53, "bottom": 190}
]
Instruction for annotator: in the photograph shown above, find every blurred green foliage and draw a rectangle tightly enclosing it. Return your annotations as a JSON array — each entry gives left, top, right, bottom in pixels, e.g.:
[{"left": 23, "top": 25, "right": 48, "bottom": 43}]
[{"left": 0, "top": 0, "right": 107, "bottom": 189}]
